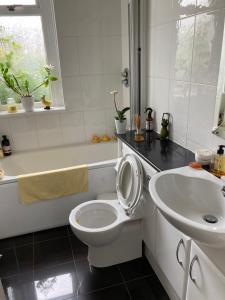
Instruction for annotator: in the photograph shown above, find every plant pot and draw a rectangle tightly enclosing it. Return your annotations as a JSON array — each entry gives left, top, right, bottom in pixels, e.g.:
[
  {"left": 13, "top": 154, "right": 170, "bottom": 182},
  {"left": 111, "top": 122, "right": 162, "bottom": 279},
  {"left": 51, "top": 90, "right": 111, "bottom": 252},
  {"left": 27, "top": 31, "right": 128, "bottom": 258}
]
[
  {"left": 21, "top": 96, "right": 34, "bottom": 112},
  {"left": 115, "top": 119, "right": 127, "bottom": 134}
]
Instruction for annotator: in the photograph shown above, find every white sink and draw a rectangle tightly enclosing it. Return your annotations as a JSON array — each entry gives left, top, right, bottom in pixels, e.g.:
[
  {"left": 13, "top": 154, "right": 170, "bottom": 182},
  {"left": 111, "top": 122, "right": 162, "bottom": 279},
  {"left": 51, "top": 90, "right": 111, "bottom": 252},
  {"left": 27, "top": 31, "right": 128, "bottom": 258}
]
[{"left": 149, "top": 166, "right": 225, "bottom": 248}]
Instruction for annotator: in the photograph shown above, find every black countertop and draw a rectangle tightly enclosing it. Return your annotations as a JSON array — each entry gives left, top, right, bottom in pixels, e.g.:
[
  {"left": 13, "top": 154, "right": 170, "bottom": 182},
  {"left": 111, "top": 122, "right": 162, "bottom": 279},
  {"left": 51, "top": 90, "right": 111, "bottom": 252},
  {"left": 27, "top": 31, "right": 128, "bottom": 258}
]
[{"left": 116, "top": 130, "right": 195, "bottom": 172}]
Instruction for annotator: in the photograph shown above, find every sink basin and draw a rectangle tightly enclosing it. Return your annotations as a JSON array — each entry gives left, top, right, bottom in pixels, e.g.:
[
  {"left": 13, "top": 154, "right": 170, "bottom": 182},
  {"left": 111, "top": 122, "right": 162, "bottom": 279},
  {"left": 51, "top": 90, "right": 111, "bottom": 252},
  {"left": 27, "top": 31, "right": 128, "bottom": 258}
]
[{"left": 149, "top": 166, "right": 225, "bottom": 248}]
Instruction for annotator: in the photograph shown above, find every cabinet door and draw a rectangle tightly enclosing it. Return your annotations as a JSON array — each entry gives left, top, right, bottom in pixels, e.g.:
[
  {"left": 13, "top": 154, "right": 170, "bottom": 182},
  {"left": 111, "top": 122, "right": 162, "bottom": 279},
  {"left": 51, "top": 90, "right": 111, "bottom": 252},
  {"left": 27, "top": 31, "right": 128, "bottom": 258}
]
[
  {"left": 156, "top": 211, "right": 191, "bottom": 300},
  {"left": 143, "top": 189, "right": 157, "bottom": 256},
  {"left": 186, "top": 243, "right": 225, "bottom": 300}
]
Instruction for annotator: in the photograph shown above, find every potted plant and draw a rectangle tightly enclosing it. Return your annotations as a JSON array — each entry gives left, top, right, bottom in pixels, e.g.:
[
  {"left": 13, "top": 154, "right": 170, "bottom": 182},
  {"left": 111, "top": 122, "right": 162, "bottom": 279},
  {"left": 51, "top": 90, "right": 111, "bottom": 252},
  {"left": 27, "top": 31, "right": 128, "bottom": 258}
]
[
  {"left": 0, "top": 64, "right": 57, "bottom": 112},
  {"left": 110, "top": 90, "right": 130, "bottom": 134}
]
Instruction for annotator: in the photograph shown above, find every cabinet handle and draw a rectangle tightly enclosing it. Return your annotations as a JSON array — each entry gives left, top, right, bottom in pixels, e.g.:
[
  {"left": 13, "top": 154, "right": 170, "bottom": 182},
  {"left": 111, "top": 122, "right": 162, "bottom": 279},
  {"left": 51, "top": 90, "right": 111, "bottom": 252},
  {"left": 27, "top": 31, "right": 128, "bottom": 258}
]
[
  {"left": 189, "top": 255, "right": 198, "bottom": 284},
  {"left": 176, "top": 239, "right": 184, "bottom": 267}
]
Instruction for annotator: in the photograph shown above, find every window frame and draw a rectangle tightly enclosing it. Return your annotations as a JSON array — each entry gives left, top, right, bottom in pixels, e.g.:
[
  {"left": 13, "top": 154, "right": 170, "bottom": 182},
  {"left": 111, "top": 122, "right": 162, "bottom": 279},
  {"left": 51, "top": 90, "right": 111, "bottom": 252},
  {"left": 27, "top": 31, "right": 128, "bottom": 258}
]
[{"left": 0, "top": 0, "right": 64, "bottom": 110}]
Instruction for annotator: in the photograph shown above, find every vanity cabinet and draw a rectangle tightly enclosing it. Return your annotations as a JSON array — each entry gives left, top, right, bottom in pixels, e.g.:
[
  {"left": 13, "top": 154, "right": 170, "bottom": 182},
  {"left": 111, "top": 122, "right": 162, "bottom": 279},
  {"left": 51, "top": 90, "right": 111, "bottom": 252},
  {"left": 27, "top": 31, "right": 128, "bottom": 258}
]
[
  {"left": 186, "top": 242, "right": 225, "bottom": 300},
  {"left": 156, "top": 211, "right": 191, "bottom": 300}
]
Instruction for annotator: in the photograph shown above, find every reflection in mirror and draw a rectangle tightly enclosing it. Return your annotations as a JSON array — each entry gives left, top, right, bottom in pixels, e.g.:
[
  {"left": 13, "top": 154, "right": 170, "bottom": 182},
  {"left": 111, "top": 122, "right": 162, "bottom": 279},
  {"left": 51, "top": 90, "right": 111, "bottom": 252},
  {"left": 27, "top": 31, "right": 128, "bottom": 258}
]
[{"left": 213, "top": 17, "right": 225, "bottom": 139}]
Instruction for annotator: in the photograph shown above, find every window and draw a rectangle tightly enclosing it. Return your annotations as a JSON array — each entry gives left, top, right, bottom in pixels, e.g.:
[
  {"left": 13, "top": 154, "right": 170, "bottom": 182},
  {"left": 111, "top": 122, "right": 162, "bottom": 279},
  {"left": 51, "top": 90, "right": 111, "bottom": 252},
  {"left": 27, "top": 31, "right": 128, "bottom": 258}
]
[{"left": 0, "top": 0, "right": 64, "bottom": 110}]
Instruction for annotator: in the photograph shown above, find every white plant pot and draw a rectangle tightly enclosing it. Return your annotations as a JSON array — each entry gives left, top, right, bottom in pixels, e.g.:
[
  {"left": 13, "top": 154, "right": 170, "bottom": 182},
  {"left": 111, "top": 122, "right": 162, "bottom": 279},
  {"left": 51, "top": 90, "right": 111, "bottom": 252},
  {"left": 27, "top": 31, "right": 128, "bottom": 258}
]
[
  {"left": 21, "top": 96, "right": 34, "bottom": 112},
  {"left": 115, "top": 119, "right": 127, "bottom": 134}
]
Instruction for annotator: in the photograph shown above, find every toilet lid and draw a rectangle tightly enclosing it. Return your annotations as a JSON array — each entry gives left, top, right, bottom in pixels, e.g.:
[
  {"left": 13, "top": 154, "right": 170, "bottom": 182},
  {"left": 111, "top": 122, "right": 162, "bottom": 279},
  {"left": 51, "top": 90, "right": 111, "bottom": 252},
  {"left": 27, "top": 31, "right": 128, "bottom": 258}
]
[{"left": 116, "top": 154, "right": 143, "bottom": 212}]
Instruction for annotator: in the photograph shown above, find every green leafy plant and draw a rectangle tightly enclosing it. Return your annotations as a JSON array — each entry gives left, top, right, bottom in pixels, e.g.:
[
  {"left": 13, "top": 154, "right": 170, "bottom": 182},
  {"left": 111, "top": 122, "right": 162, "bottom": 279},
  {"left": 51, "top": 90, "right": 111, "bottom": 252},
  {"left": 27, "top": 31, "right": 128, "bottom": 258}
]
[
  {"left": 0, "top": 63, "right": 57, "bottom": 97},
  {"left": 110, "top": 90, "right": 130, "bottom": 122}
]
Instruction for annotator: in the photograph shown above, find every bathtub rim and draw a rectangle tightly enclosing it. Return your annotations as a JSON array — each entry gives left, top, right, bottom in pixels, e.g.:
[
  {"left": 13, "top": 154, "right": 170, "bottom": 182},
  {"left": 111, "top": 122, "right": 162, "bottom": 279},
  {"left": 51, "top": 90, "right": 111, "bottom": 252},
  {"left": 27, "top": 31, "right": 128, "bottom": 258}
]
[{"left": 0, "top": 159, "right": 117, "bottom": 185}]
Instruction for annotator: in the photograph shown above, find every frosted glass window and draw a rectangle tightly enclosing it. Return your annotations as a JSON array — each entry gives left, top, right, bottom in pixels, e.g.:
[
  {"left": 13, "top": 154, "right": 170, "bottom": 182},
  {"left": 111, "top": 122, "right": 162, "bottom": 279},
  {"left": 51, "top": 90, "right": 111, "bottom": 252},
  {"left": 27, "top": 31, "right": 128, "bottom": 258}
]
[
  {"left": 0, "top": 0, "right": 36, "bottom": 5},
  {"left": 0, "top": 16, "right": 49, "bottom": 104}
]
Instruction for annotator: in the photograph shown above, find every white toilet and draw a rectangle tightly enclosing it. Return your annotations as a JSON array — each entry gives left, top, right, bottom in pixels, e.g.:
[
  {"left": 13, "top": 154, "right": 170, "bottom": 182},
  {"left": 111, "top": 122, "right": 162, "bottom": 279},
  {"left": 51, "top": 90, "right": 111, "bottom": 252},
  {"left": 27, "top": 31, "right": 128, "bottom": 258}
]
[{"left": 69, "top": 154, "right": 144, "bottom": 267}]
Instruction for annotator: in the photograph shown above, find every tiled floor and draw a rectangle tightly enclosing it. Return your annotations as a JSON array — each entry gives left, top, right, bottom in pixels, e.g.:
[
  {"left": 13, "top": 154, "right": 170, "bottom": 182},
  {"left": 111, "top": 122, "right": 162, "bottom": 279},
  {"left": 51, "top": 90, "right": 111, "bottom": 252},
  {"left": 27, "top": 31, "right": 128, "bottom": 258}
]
[{"left": 0, "top": 226, "right": 169, "bottom": 300}]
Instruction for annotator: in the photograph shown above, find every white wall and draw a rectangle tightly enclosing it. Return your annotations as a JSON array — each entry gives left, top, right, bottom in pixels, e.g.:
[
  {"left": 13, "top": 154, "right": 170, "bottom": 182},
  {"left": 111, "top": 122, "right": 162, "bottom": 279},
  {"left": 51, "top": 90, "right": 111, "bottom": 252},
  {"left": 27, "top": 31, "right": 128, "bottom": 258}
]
[
  {"left": 146, "top": 0, "right": 225, "bottom": 152},
  {"left": 0, "top": 0, "right": 122, "bottom": 152}
]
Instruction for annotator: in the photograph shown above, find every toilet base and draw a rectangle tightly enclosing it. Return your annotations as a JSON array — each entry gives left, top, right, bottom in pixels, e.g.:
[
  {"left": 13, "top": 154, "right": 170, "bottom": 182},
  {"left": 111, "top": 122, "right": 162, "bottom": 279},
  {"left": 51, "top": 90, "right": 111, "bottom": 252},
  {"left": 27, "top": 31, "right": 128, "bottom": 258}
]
[{"left": 88, "top": 220, "right": 142, "bottom": 267}]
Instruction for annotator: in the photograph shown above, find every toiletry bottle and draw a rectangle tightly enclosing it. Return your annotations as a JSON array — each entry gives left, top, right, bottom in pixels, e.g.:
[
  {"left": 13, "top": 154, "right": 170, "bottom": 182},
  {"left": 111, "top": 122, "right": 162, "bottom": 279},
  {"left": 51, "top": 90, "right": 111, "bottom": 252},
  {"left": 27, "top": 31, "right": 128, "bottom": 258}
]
[
  {"left": 145, "top": 107, "right": 154, "bottom": 132},
  {"left": 212, "top": 145, "right": 225, "bottom": 177},
  {"left": 1, "top": 135, "right": 11, "bottom": 156}
]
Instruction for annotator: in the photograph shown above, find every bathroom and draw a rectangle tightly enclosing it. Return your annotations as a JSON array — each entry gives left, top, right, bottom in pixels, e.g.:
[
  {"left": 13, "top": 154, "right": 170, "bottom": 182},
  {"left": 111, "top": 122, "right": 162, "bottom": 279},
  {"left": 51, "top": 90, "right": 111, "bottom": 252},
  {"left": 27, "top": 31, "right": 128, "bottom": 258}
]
[{"left": 0, "top": 0, "right": 225, "bottom": 299}]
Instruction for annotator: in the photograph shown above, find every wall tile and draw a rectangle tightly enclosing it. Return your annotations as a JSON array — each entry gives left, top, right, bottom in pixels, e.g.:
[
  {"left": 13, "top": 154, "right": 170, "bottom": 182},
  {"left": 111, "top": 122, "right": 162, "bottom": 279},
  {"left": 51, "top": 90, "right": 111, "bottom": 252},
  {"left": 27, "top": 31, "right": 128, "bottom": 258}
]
[
  {"left": 0, "top": 118, "right": 12, "bottom": 141},
  {"left": 105, "top": 109, "right": 116, "bottom": 136},
  {"left": 103, "top": 36, "right": 122, "bottom": 74},
  {"left": 101, "top": 0, "right": 121, "bottom": 35},
  {"left": 60, "top": 112, "right": 86, "bottom": 145},
  {"left": 81, "top": 75, "right": 104, "bottom": 110},
  {"left": 121, "top": 0, "right": 129, "bottom": 36},
  {"left": 147, "top": 77, "right": 170, "bottom": 132},
  {"left": 192, "top": 10, "right": 225, "bottom": 85},
  {"left": 149, "top": 0, "right": 173, "bottom": 27},
  {"left": 102, "top": 75, "right": 123, "bottom": 109},
  {"left": 84, "top": 110, "right": 107, "bottom": 141},
  {"left": 9, "top": 116, "right": 38, "bottom": 151},
  {"left": 148, "top": 23, "right": 173, "bottom": 79},
  {"left": 62, "top": 77, "right": 84, "bottom": 112},
  {"left": 53, "top": 0, "right": 79, "bottom": 37},
  {"left": 36, "top": 114, "right": 62, "bottom": 148},
  {"left": 187, "top": 84, "right": 216, "bottom": 148},
  {"left": 169, "top": 81, "right": 190, "bottom": 146},
  {"left": 59, "top": 37, "right": 80, "bottom": 77},
  {"left": 2, "top": 0, "right": 122, "bottom": 152},
  {"left": 78, "top": 37, "right": 104, "bottom": 75},
  {"left": 170, "top": 17, "right": 195, "bottom": 81}
]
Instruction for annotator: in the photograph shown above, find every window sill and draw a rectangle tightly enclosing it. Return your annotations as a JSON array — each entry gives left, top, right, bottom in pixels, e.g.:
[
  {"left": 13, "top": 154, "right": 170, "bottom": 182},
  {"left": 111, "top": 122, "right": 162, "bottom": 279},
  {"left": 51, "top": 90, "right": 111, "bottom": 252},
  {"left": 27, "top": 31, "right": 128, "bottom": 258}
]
[{"left": 0, "top": 106, "right": 65, "bottom": 118}]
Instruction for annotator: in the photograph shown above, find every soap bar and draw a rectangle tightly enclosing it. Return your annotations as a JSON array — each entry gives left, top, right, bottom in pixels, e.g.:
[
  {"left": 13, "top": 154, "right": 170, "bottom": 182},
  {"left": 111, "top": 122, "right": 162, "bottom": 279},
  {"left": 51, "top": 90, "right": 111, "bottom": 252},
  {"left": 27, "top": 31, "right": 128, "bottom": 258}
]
[{"left": 189, "top": 162, "right": 202, "bottom": 169}]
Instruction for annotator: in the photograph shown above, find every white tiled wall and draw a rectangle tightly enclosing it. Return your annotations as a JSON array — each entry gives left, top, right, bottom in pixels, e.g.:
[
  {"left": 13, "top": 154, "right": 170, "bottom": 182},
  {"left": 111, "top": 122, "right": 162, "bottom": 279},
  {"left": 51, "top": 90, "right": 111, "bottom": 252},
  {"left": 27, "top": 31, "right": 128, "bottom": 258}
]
[
  {"left": 1, "top": 0, "right": 122, "bottom": 152},
  {"left": 146, "top": 0, "right": 225, "bottom": 152}
]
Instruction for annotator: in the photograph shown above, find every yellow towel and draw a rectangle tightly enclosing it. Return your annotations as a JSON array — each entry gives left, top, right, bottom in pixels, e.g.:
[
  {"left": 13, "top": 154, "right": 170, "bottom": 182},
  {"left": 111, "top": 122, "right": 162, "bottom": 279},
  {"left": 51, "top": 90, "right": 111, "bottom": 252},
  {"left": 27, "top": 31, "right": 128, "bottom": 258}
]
[{"left": 17, "top": 165, "right": 88, "bottom": 204}]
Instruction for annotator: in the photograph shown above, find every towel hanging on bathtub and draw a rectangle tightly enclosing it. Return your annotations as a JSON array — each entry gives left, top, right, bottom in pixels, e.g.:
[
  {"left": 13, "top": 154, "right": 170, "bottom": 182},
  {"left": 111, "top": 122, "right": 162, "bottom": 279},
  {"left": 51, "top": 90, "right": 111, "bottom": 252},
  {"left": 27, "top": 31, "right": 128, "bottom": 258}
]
[{"left": 17, "top": 165, "right": 88, "bottom": 204}]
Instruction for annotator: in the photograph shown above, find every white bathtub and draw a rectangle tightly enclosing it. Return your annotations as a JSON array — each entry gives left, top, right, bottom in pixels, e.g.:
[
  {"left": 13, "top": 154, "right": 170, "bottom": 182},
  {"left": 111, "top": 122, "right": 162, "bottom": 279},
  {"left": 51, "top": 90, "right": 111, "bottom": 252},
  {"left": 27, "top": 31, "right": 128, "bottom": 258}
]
[{"left": 0, "top": 142, "right": 118, "bottom": 239}]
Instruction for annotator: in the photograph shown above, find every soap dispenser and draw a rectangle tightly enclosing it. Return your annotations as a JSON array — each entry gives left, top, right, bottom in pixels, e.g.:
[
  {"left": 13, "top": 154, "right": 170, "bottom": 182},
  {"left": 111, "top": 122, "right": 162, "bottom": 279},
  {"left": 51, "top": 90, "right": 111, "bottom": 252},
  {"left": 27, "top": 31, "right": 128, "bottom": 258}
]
[
  {"left": 145, "top": 107, "right": 154, "bottom": 132},
  {"left": 212, "top": 145, "right": 225, "bottom": 177}
]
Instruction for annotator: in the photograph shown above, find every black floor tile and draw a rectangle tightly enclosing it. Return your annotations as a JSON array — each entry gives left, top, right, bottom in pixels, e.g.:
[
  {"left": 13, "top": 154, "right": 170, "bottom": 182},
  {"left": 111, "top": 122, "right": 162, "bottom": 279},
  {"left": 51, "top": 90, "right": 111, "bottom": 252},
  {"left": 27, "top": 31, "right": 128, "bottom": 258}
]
[
  {"left": 0, "top": 248, "right": 18, "bottom": 278},
  {"left": 34, "top": 226, "right": 68, "bottom": 243},
  {"left": 78, "top": 284, "right": 130, "bottom": 300},
  {"left": 0, "top": 233, "right": 33, "bottom": 252},
  {"left": 67, "top": 225, "right": 74, "bottom": 236},
  {"left": 0, "top": 237, "right": 14, "bottom": 251},
  {"left": 118, "top": 257, "right": 154, "bottom": 282},
  {"left": 127, "top": 276, "right": 170, "bottom": 300},
  {"left": 2, "top": 272, "right": 34, "bottom": 300},
  {"left": 69, "top": 235, "right": 88, "bottom": 261},
  {"left": 34, "top": 262, "right": 79, "bottom": 300},
  {"left": 16, "top": 245, "right": 33, "bottom": 273},
  {"left": 14, "top": 233, "right": 33, "bottom": 247},
  {"left": 34, "top": 237, "right": 73, "bottom": 270},
  {"left": 76, "top": 259, "right": 123, "bottom": 295}
]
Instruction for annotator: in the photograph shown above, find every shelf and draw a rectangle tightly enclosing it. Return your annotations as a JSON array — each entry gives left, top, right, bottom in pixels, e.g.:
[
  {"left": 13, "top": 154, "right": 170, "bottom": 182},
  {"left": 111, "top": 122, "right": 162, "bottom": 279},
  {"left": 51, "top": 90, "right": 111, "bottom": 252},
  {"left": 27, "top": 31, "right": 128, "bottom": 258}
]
[{"left": 0, "top": 106, "right": 65, "bottom": 118}]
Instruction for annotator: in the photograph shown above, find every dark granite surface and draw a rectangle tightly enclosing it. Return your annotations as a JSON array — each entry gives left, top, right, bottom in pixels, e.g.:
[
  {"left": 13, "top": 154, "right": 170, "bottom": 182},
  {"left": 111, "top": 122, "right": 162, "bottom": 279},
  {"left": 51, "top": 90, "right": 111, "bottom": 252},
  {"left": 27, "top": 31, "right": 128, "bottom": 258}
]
[{"left": 116, "top": 130, "right": 195, "bottom": 172}]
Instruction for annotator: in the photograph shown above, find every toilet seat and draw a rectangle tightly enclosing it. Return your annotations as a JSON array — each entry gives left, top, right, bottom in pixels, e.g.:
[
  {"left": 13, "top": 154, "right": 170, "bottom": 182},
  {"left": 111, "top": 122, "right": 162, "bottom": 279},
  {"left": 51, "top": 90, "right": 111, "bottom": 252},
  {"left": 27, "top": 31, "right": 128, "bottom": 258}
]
[{"left": 116, "top": 154, "right": 143, "bottom": 214}]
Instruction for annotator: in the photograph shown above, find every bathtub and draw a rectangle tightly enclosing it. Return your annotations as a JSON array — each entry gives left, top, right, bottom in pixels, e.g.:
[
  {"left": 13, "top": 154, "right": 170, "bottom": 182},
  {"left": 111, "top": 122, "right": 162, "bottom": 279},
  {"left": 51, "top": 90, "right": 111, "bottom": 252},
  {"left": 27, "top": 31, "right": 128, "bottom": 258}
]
[{"left": 0, "top": 142, "right": 118, "bottom": 239}]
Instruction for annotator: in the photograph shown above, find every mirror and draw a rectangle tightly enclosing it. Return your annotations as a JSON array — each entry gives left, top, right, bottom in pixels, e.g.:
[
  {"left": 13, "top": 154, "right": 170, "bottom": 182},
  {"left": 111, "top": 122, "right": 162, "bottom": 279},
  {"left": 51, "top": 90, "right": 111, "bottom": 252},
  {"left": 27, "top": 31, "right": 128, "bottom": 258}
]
[{"left": 213, "top": 21, "right": 225, "bottom": 139}]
